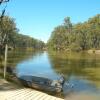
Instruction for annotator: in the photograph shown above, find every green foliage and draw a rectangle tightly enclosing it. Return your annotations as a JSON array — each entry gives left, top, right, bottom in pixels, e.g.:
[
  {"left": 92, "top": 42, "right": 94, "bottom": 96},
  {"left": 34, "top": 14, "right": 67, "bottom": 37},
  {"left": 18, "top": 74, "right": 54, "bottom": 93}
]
[
  {"left": 12, "top": 33, "right": 45, "bottom": 49},
  {"left": 68, "top": 43, "right": 82, "bottom": 51},
  {"left": 0, "top": 16, "right": 17, "bottom": 56},
  {"left": 0, "top": 16, "right": 17, "bottom": 44},
  {"left": 48, "top": 14, "right": 100, "bottom": 51},
  {"left": 0, "top": 15, "right": 45, "bottom": 57}
]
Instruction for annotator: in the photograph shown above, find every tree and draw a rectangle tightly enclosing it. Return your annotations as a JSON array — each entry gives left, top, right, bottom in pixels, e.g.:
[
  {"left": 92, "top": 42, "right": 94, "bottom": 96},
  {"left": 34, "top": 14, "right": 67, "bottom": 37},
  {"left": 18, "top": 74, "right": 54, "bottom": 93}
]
[
  {"left": 0, "top": 16, "right": 18, "bottom": 78},
  {"left": 0, "top": 0, "right": 10, "bottom": 78},
  {"left": 47, "top": 14, "right": 100, "bottom": 51},
  {"left": 64, "top": 17, "right": 72, "bottom": 33},
  {"left": 48, "top": 17, "right": 73, "bottom": 50},
  {"left": 0, "top": 16, "right": 18, "bottom": 48}
]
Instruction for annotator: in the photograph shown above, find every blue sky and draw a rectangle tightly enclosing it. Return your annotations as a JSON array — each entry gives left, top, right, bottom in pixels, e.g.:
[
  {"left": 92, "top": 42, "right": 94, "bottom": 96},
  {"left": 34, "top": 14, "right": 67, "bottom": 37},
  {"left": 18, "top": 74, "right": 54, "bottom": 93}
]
[{"left": 5, "top": 0, "right": 100, "bottom": 42}]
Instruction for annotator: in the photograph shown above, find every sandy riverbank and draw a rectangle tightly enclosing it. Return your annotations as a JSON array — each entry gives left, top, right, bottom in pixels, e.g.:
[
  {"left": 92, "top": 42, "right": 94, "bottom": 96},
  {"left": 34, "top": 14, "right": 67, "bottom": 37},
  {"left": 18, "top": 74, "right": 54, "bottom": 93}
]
[
  {"left": 65, "top": 93, "right": 100, "bottom": 100},
  {"left": 0, "top": 78, "right": 100, "bottom": 100},
  {"left": 88, "top": 50, "right": 100, "bottom": 54},
  {"left": 0, "top": 78, "right": 63, "bottom": 100}
]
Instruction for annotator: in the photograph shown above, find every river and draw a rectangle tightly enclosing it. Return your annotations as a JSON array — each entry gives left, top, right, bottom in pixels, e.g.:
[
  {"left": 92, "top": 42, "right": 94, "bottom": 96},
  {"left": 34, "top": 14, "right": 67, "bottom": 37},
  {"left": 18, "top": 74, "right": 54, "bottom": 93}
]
[{"left": 7, "top": 50, "right": 100, "bottom": 98}]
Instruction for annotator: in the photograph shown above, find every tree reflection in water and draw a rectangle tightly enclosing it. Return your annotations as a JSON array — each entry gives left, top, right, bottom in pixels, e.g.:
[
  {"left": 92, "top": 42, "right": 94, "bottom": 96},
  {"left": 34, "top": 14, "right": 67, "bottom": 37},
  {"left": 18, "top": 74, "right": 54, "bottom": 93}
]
[
  {"left": 1, "top": 50, "right": 100, "bottom": 98},
  {"left": 47, "top": 51, "right": 100, "bottom": 96}
]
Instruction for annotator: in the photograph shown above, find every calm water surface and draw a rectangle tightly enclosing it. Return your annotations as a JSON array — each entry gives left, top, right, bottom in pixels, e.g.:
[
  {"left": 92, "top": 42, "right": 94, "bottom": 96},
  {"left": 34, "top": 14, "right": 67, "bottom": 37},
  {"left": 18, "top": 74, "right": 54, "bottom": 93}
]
[{"left": 7, "top": 50, "right": 100, "bottom": 98}]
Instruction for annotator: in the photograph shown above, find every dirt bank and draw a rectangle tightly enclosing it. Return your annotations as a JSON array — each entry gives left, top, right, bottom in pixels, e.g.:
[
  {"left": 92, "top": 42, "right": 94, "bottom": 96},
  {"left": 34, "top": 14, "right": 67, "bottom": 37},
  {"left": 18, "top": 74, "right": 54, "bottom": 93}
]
[
  {"left": 88, "top": 50, "right": 100, "bottom": 54},
  {"left": 65, "top": 93, "right": 100, "bottom": 100}
]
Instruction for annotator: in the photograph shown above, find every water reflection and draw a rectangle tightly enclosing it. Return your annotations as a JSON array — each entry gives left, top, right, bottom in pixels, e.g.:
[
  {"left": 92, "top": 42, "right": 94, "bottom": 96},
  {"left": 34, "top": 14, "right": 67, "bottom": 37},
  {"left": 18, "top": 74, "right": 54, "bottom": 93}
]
[
  {"left": 15, "top": 51, "right": 59, "bottom": 79},
  {"left": 48, "top": 51, "right": 100, "bottom": 96},
  {"left": 6, "top": 50, "right": 100, "bottom": 97},
  {"left": 7, "top": 50, "right": 41, "bottom": 67}
]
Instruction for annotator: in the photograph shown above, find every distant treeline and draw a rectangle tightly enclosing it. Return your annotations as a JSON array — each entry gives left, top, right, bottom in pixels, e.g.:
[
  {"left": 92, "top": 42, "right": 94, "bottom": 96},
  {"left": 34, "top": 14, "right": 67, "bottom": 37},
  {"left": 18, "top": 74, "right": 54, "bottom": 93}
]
[
  {"left": 0, "top": 16, "right": 45, "bottom": 55},
  {"left": 47, "top": 14, "right": 100, "bottom": 51},
  {"left": 11, "top": 33, "right": 45, "bottom": 49}
]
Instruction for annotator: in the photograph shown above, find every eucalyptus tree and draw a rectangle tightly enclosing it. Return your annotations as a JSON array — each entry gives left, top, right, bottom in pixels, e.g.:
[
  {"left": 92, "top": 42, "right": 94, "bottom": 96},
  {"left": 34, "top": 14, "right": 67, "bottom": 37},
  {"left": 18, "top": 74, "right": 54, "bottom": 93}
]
[
  {"left": 48, "top": 25, "right": 67, "bottom": 50},
  {"left": 87, "top": 14, "right": 100, "bottom": 49},
  {"left": 0, "top": 0, "right": 12, "bottom": 78},
  {"left": 47, "top": 14, "right": 100, "bottom": 51},
  {"left": 0, "top": 16, "right": 18, "bottom": 48},
  {"left": 64, "top": 17, "right": 72, "bottom": 33},
  {"left": 0, "top": 0, "right": 10, "bottom": 54},
  {"left": 48, "top": 17, "right": 73, "bottom": 50}
]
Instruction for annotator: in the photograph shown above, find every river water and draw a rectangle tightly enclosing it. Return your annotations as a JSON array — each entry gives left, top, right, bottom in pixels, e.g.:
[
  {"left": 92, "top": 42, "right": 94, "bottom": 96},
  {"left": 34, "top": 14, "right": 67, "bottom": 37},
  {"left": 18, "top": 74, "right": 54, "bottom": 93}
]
[{"left": 7, "top": 50, "right": 100, "bottom": 98}]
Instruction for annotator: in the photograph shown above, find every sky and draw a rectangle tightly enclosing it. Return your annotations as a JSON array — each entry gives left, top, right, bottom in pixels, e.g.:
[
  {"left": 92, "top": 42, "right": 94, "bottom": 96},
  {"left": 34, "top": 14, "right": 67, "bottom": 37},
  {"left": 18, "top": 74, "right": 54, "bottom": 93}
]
[{"left": 3, "top": 0, "right": 100, "bottom": 42}]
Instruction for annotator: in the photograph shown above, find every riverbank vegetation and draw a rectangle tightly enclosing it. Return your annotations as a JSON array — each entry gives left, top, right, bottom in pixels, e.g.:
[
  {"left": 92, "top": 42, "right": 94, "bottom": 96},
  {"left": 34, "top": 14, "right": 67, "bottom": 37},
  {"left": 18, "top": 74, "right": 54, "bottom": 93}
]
[
  {"left": 0, "top": 16, "right": 45, "bottom": 57},
  {"left": 47, "top": 14, "right": 100, "bottom": 51}
]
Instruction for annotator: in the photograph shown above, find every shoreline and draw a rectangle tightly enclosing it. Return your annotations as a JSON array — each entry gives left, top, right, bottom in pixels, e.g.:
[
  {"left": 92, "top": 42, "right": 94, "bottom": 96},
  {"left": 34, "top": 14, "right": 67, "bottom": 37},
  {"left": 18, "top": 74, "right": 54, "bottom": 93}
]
[
  {"left": 88, "top": 50, "right": 100, "bottom": 54},
  {"left": 0, "top": 77, "right": 63, "bottom": 100}
]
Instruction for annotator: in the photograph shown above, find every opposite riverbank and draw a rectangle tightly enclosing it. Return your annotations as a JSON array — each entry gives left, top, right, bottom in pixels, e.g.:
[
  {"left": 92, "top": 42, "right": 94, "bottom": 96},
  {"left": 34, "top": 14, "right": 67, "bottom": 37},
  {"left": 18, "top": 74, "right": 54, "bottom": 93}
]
[{"left": 88, "top": 50, "right": 100, "bottom": 54}]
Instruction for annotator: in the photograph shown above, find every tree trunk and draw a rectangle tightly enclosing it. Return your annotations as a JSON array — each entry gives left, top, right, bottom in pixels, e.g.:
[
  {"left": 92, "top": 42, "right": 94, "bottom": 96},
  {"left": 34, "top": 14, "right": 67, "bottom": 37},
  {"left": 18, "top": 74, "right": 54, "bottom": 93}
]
[{"left": 4, "top": 44, "right": 8, "bottom": 79}]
